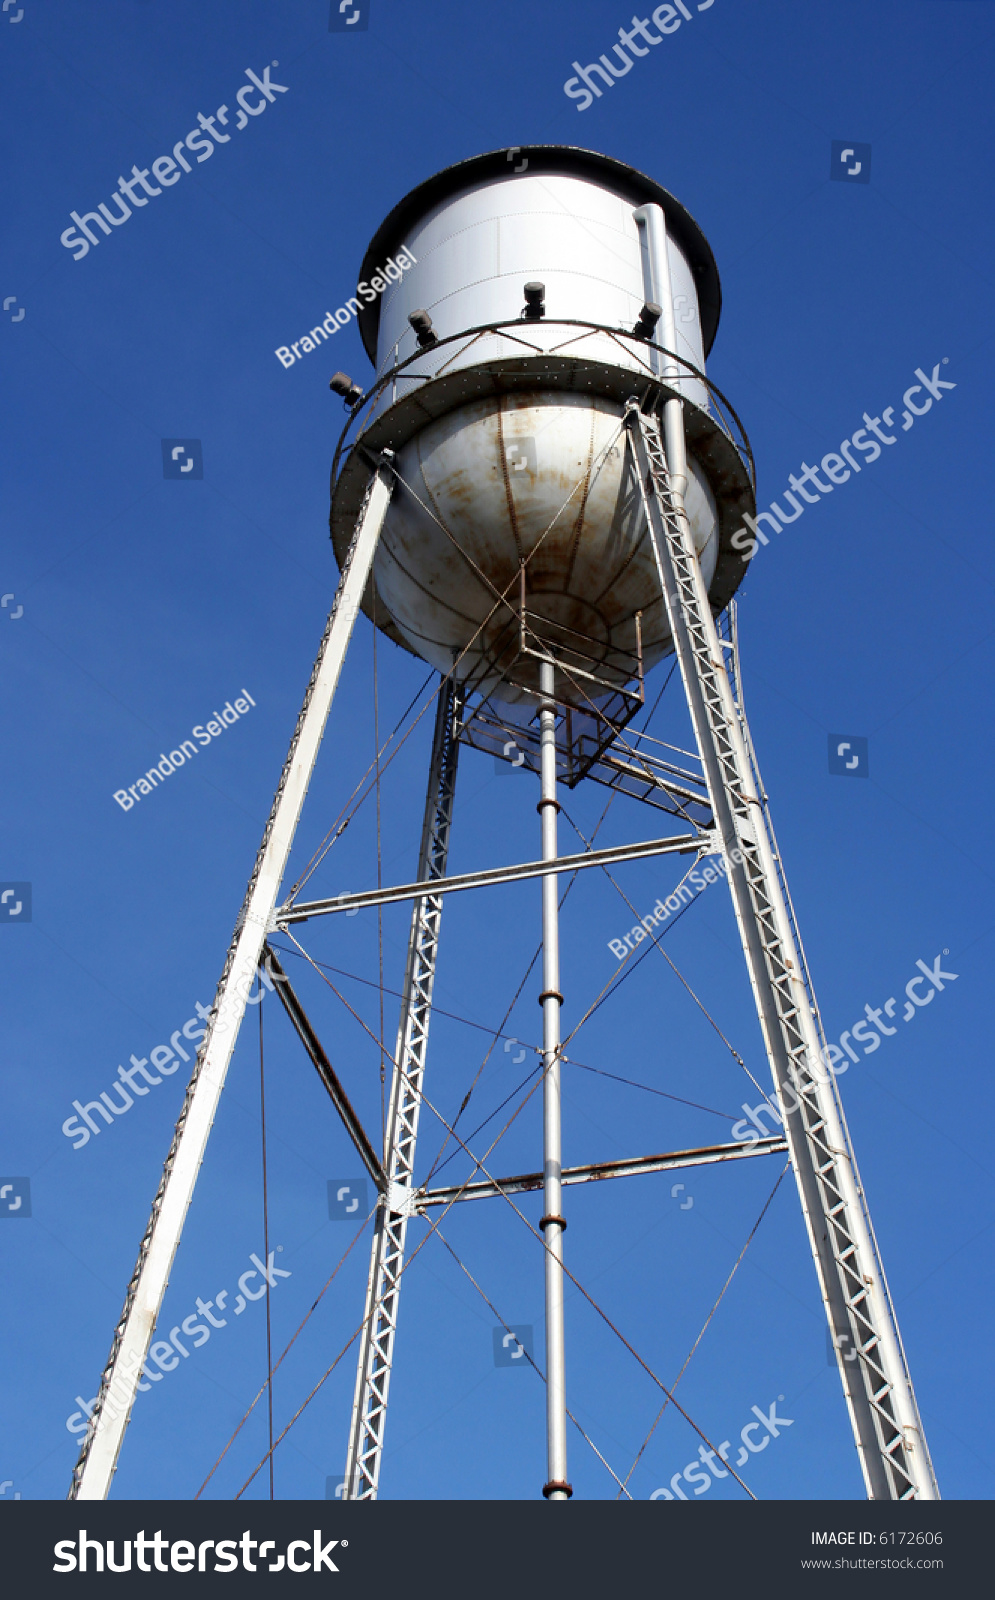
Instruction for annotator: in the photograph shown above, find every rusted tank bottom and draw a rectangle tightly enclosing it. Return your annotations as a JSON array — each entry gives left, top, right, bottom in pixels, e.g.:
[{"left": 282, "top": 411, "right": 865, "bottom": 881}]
[{"left": 371, "top": 390, "right": 719, "bottom": 702}]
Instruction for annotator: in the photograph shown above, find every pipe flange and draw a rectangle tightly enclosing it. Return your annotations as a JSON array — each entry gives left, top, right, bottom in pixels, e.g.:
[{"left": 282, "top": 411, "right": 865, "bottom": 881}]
[
  {"left": 542, "top": 1479, "right": 574, "bottom": 1499},
  {"left": 539, "top": 1213, "right": 567, "bottom": 1232},
  {"left": 537, "top": 989, "right": 564, "bottom": 1006}
]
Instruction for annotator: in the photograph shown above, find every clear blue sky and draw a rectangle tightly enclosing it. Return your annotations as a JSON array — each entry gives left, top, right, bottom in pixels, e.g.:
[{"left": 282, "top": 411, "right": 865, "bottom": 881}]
[{"left": 1, "top": 0, "right": 993, "bottom": 1504}]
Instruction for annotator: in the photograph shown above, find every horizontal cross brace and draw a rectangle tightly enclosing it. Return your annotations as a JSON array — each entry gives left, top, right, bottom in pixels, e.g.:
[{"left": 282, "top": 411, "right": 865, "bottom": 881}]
[
  {"left": 416, "top": 1135, "right": 787, "bottom": 1211},
  {"left": 281, "top": 832, "right": 707, "bottom": 924}
]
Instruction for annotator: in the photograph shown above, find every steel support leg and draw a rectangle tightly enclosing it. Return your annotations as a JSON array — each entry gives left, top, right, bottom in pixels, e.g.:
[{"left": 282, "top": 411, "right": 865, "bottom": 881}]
[
  {"left": 342, "top": 677, "right": 461, "bottom": 1499},
  {"left": 538, "top": 658, "right": 569, "bottom": 1501},
  {"left": 628, "top": 401, "right": 937, "bottom": 1500},
  {"left": 69, "top": 459, "right": 395, "bottom": 1501}
]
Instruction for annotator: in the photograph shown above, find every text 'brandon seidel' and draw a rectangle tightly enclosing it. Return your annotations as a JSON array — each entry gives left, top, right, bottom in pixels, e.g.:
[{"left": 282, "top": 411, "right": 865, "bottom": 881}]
[{"left": 113, "top": 690, "right": 255, "bottom": 811}]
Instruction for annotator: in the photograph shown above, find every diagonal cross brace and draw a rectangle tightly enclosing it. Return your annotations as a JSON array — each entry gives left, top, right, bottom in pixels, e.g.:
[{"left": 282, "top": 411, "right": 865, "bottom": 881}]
[{"left": 262, "top": 944, "right": 385, "bottom": 1191}]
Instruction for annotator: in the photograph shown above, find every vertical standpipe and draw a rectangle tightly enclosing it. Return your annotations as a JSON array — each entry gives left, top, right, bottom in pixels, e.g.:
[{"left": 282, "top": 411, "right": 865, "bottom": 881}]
[
  {"left": 634, "top": 202, "right": 688, "bottom": 499},
  {"left": 538, "top": 657, "right": 569, "bottom": 1499}
]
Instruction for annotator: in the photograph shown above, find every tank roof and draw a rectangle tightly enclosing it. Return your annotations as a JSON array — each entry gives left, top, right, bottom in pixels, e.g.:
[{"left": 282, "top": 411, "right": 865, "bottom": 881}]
[{"left": 355, "top": 146, "right": 722, "bottom": 364}]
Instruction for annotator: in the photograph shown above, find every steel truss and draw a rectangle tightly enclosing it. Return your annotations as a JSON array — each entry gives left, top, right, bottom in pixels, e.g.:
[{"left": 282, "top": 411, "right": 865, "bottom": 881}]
[
  {"left": 627, "top": 401, "right": 937, "bottom": 1500},
  {"left": 342, "top": 677, "right": 462, "bottom": 1500},
  {"left": 68, "top": 457, "right": 397, "bottom": 1501}
]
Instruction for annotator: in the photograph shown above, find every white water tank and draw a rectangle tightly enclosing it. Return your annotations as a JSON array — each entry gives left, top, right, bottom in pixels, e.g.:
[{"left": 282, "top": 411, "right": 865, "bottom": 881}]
[{"left": 330, "top": 147, "right": 754, "bottom": 699}]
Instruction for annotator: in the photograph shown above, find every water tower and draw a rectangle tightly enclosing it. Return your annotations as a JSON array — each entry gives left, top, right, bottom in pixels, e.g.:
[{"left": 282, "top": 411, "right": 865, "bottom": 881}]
[{"left": 70, "top": 148, "right": 937, "bottom": 1504}]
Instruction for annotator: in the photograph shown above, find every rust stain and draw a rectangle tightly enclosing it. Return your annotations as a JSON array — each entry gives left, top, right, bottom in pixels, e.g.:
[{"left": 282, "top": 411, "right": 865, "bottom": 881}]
[
  {"left": 561, "top": 401, "right": 598, "bottom": 594},
  {"left": 495, "top": 396, "right": 526, "bottom": 566}
]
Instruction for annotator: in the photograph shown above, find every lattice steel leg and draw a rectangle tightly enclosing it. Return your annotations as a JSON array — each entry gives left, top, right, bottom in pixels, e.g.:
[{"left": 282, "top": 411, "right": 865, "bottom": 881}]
[
  {"left": 342, "top": 677, "right": 461, "bottom": 1499},
  {"left": 628, "top": 402, "right": 937, "bottom": 1501},
  {"left": 69, "top": 459, "right": 395, "bottom": 1501}
]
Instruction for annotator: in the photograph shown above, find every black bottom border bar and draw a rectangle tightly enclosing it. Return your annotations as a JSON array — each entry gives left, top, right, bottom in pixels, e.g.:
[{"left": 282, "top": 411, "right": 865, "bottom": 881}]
[{"left": 1, "top": 1500, "right": 984, "bottom": 1594}]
